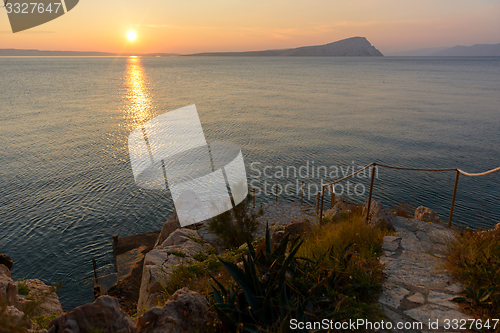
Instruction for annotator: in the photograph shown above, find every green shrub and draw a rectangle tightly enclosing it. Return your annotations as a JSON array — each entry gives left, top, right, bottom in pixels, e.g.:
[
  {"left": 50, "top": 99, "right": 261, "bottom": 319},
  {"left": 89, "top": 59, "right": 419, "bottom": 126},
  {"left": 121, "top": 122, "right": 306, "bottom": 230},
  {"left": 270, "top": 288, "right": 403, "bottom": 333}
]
[
  {"left": 17, "top": 281, "right": 30, "bottom": 296},
  {"left": 33, "top": 312, "right": 59, "bottom": 330},
  {"left": 193, "top": 252, "right": 208, "bottom": 262}
]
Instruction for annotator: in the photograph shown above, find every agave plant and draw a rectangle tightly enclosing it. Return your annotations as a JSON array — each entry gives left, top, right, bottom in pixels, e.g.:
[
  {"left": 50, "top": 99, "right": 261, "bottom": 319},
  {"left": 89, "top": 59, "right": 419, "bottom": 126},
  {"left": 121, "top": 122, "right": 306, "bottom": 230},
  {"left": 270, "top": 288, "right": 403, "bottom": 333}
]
[
  {"left": 209, "top": 224, "right": 306, "bottom": 332},
  {"left": 210, "top": 224, "right": 354, "bottom": 332}
]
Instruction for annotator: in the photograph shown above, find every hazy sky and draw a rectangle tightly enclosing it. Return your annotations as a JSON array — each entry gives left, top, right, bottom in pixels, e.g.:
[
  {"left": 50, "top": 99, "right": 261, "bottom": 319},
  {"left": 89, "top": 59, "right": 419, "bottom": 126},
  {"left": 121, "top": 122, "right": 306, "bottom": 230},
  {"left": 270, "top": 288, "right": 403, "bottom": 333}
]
[{"left": 1, "top": 0, "right": 499, "bottom": 54}]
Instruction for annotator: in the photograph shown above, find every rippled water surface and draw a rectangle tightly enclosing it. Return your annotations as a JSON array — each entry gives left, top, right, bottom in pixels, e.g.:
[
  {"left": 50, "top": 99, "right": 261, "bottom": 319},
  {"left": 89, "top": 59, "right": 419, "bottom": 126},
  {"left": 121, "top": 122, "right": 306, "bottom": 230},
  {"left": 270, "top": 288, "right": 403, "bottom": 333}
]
[{"left": 1, "top": 56, "right": 499, "bottom": 309}]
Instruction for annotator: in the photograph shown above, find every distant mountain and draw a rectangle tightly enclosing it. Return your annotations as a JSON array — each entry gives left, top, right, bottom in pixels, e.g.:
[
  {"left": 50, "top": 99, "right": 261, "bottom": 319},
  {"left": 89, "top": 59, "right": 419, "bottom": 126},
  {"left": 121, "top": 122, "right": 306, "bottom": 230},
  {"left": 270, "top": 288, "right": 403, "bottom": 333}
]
[
  {"left": 432, "top": 43, "right": 500, "bottom": 56},
  {"left": 0, "top": 49, "right": 179, "bottom": 57},
  {"left": 386, "top": 47, "right": 448, "bottom": 57},
  {"left": 188, "top": 37, "right": 383, "bottom": 56}
]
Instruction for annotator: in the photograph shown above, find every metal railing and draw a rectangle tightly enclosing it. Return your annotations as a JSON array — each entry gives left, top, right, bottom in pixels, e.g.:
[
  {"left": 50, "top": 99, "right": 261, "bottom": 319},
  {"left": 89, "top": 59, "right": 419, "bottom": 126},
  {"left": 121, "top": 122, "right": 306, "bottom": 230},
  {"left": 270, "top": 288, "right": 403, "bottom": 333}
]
[{"left": 312, "top": 163, "right": 500, "bottom": 227}]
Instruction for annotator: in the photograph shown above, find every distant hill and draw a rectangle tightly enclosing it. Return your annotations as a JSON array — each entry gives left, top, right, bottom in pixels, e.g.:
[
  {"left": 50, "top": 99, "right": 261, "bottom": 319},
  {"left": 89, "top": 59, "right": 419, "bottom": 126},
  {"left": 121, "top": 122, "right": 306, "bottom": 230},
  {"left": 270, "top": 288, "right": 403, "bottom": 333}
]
[
  {"left": 432, "top": 43, "right": 500, "bottom": 56},
  {"left": 0, "top": 49, "right": 179, "bottom": 57},
  {"left": 386, "top": 47, "right": 448, "bottom": 57},
  {"left": 188, "top": 37, "right": 383, "bottom": 56}
]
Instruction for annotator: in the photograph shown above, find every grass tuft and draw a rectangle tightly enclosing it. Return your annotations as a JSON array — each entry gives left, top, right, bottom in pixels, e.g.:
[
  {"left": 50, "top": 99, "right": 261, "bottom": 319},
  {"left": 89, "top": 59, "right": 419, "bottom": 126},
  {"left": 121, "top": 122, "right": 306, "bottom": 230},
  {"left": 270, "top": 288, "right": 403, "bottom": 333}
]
[
  {"left": 445, "top": 226, "right": 500, "bottom": 322},
  {"left": 166, "top": 250, "right": 187, "bottom": 258}
]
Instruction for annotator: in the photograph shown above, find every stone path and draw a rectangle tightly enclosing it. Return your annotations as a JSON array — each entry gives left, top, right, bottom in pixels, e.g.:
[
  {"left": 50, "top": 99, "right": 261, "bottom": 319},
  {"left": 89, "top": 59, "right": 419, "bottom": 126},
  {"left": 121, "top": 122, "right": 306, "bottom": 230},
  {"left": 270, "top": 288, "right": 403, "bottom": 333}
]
[{"left": 379, "top": 216, "right": 472, "bottom": 332}]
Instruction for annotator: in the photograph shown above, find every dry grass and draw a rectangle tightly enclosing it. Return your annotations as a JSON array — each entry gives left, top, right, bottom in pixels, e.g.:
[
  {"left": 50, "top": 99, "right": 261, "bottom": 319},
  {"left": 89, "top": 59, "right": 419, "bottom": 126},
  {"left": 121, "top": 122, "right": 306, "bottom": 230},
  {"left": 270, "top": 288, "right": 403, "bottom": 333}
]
[
  {"left": 445, "top": 226, "right": 500, "bottom": 325},
  {"left": 298, "top": 210, "right": 389, "bottom": 312}
]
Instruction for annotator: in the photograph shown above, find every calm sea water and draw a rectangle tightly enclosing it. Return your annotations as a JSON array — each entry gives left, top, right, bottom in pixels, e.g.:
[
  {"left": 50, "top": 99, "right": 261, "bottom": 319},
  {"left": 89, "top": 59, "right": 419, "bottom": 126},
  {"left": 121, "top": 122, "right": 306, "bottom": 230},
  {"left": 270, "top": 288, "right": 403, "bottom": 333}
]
[{"left": 0, "top": 56, "right": 499, "bottom": 310}]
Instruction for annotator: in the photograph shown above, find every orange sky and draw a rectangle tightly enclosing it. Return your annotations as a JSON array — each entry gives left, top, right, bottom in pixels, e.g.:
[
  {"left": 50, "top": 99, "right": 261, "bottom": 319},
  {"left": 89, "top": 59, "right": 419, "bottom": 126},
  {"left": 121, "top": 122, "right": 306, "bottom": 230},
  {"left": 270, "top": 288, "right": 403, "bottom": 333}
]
[{"left": 1, "top": 0, "right": 499, "bottom": 54}]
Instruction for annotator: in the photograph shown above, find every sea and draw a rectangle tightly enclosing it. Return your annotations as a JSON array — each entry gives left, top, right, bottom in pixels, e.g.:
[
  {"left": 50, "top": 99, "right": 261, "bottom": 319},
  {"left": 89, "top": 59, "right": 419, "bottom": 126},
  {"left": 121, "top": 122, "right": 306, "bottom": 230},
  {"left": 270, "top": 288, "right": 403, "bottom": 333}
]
[{"left": 0, "top": 56, "right": 499, "bottom": 310}]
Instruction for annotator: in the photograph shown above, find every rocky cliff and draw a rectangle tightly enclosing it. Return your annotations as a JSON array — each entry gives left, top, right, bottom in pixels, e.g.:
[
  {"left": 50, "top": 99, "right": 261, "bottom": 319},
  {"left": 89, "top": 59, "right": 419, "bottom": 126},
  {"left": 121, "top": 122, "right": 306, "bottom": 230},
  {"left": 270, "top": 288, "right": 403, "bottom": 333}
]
[{"left": 189, "top": 36, "right": 383, "bottom": 56}]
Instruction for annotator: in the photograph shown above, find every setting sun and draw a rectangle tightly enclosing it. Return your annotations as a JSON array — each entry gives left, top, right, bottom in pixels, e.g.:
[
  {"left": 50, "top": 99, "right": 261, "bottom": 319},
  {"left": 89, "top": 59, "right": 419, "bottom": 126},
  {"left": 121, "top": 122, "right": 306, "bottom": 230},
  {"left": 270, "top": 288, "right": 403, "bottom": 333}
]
[{"left": 127, "top": 30, "right": 137, "bottom": 41}]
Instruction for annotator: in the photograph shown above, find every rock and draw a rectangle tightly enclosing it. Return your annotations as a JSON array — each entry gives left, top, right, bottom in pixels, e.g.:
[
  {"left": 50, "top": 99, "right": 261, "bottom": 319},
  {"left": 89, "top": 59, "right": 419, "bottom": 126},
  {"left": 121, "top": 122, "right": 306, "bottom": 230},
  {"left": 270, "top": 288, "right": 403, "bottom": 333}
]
[
  {"left": 362, "top": 200, "right": 395, "bottom": 226},
  {"left": 414, "top": 206, "right": 441, "bottom": 223},
  {"left": 382, "top": 236, "right": 401, "bottom": 252},
  {"left": 154, "top": 215, "right": 181, "bottom": 248},
  {"left": 0, "top": 254, "right": 13, "bottom": 270},
  {"left": 5, "top": 305, "right": 31, "bottom": 328},
  {"left": 48, "top": 296, "right": 136, "bottom": 333},
  {"left": 0, "top": 264, "right": 10, "bottom": 278},
  {"left": 0, "top": 264, "right": 21, "bottom": 310},
  {"left": 323, "top": 196, "right": 359, "bottom": 219},
  {"left": 16, "top": 279, "right": 63, "bottom": 317},
  {"left": 136, "top": 288, "right": 212, "bottom": 333},
  {"left": 271, "top": 230, "right": 285, "bottom": 245},
  {"left": 161, "top": 229, "right": 198, "bottom": 247},
  {"left": 378, "top": 282, "right": 410, "bottom": 308},
  {"left": 445, "top": 283, "right": 463, "bottom": 294},
  {"left": 427, "top": 291, "right": 457, "bottom": 308},
  {"left": 404, "top": 303, "right": 471, "bottom": 328},
  {"left": 407, "top": 292, "right": 425, "bottom": 304},
  {"left": 283, "top": 220, "right": 311, "bottom": 237},
  {"left": 333, "top": 196, "right": 357, "bottom": 213},
  {"left": 323, "top": 207, "right": 341, "bottom": 219},
  {"left": 137, "top": 229, "right": 209, "bottom": 311}
]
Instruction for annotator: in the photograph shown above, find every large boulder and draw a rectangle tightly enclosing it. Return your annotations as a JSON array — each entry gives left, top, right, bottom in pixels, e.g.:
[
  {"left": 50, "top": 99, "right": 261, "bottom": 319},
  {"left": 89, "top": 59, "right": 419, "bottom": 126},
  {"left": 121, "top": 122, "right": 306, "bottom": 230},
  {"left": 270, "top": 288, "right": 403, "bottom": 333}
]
[
  {"left": 136, "top": 288, "right": 212, "bottom": 333},
  {"left": 154, "top": 215, "right": 181, "bottom": 248},
  {"left": 0, "top": 254, "right": 13, "bottom": 270},
  {"left": 137, "top": 229, "right": 209, "bottom": 311},
  {"left": 0, "top": 264, "right": 21, "bottom": 310},
  {"left": 15, "top": 278, "right": 63, "bottom": 317},
  {"left": 414, "top": 206, "right": 441, "bottom": 223},
  {"left": 48, "top": 296, "right": 136, "bottom": 333},
  {"left": 362, "top": 200, "right": 395, "bottom": 226}
]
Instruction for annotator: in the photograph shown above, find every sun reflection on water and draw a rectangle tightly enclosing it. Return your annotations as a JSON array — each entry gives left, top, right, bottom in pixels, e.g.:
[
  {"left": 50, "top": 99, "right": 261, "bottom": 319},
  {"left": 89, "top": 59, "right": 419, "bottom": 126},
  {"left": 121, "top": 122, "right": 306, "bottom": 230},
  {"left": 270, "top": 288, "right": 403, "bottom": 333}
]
[{"left": 125, "top": 57, "right": 153, "bottom": 129}]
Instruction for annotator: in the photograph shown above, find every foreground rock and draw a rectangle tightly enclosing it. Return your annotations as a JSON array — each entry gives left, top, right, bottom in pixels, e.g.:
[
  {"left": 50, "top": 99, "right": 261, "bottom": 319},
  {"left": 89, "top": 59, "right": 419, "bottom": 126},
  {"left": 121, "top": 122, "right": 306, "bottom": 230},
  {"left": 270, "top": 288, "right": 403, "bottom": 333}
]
[
  {"left": 137, "top": 228, "right": 209, "bottom": 311},
  {"left": 48, "top": 296, "right": 136, "bottom": 333},
  {"left": 16, "top": 278, "right": 63, "bottom": 317},
  {"left": 414, "top": 206, "right": 441, "bottom": 224},
  {"left": 0, "top": 264, "right": 20, "bottom": 310},
  {"left": 1, "top": 265, "right": 63, "bottom": 331},
  {"left": 379, "top": 216, "right": 471, "bottom": 331},
  {"left": 136, "top": 288, "right": 212, "bottom": 333}
]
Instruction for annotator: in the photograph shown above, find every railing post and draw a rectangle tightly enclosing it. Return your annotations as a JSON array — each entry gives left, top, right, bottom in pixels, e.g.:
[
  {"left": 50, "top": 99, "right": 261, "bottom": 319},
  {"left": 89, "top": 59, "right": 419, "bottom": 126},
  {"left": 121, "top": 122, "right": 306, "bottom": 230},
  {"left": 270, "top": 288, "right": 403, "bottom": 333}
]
[
  {"left": 319, "top": 186, "right": 325, "bottom": 224},
  {"left": 112, "top": 234, "right": 118, "bottom": 273},
  {"left": 300, "top": 181, "right": 304, "bottom": 205},
  {"left": 365, "top": 163, "right": 376, "bottom": 223},
  {"left": 448, "top": 169, "right": 460, "bottom": 227},
  {"left": 315, "top": 191, "right": 319, "bottom": 213},
  {"left": 92, "top": 257, "right": 100, "bottom": 299},
  {"left": 330, "top": 185, "right": 335, "bottom": 209}
]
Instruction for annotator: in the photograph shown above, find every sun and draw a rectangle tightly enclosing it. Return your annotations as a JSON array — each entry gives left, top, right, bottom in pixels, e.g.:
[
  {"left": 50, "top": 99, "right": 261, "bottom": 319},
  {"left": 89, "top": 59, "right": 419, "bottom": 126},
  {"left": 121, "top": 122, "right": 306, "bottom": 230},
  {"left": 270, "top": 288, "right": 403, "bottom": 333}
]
[{"left": 127, "top": 31, "right": 137, "bottom": 41}]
